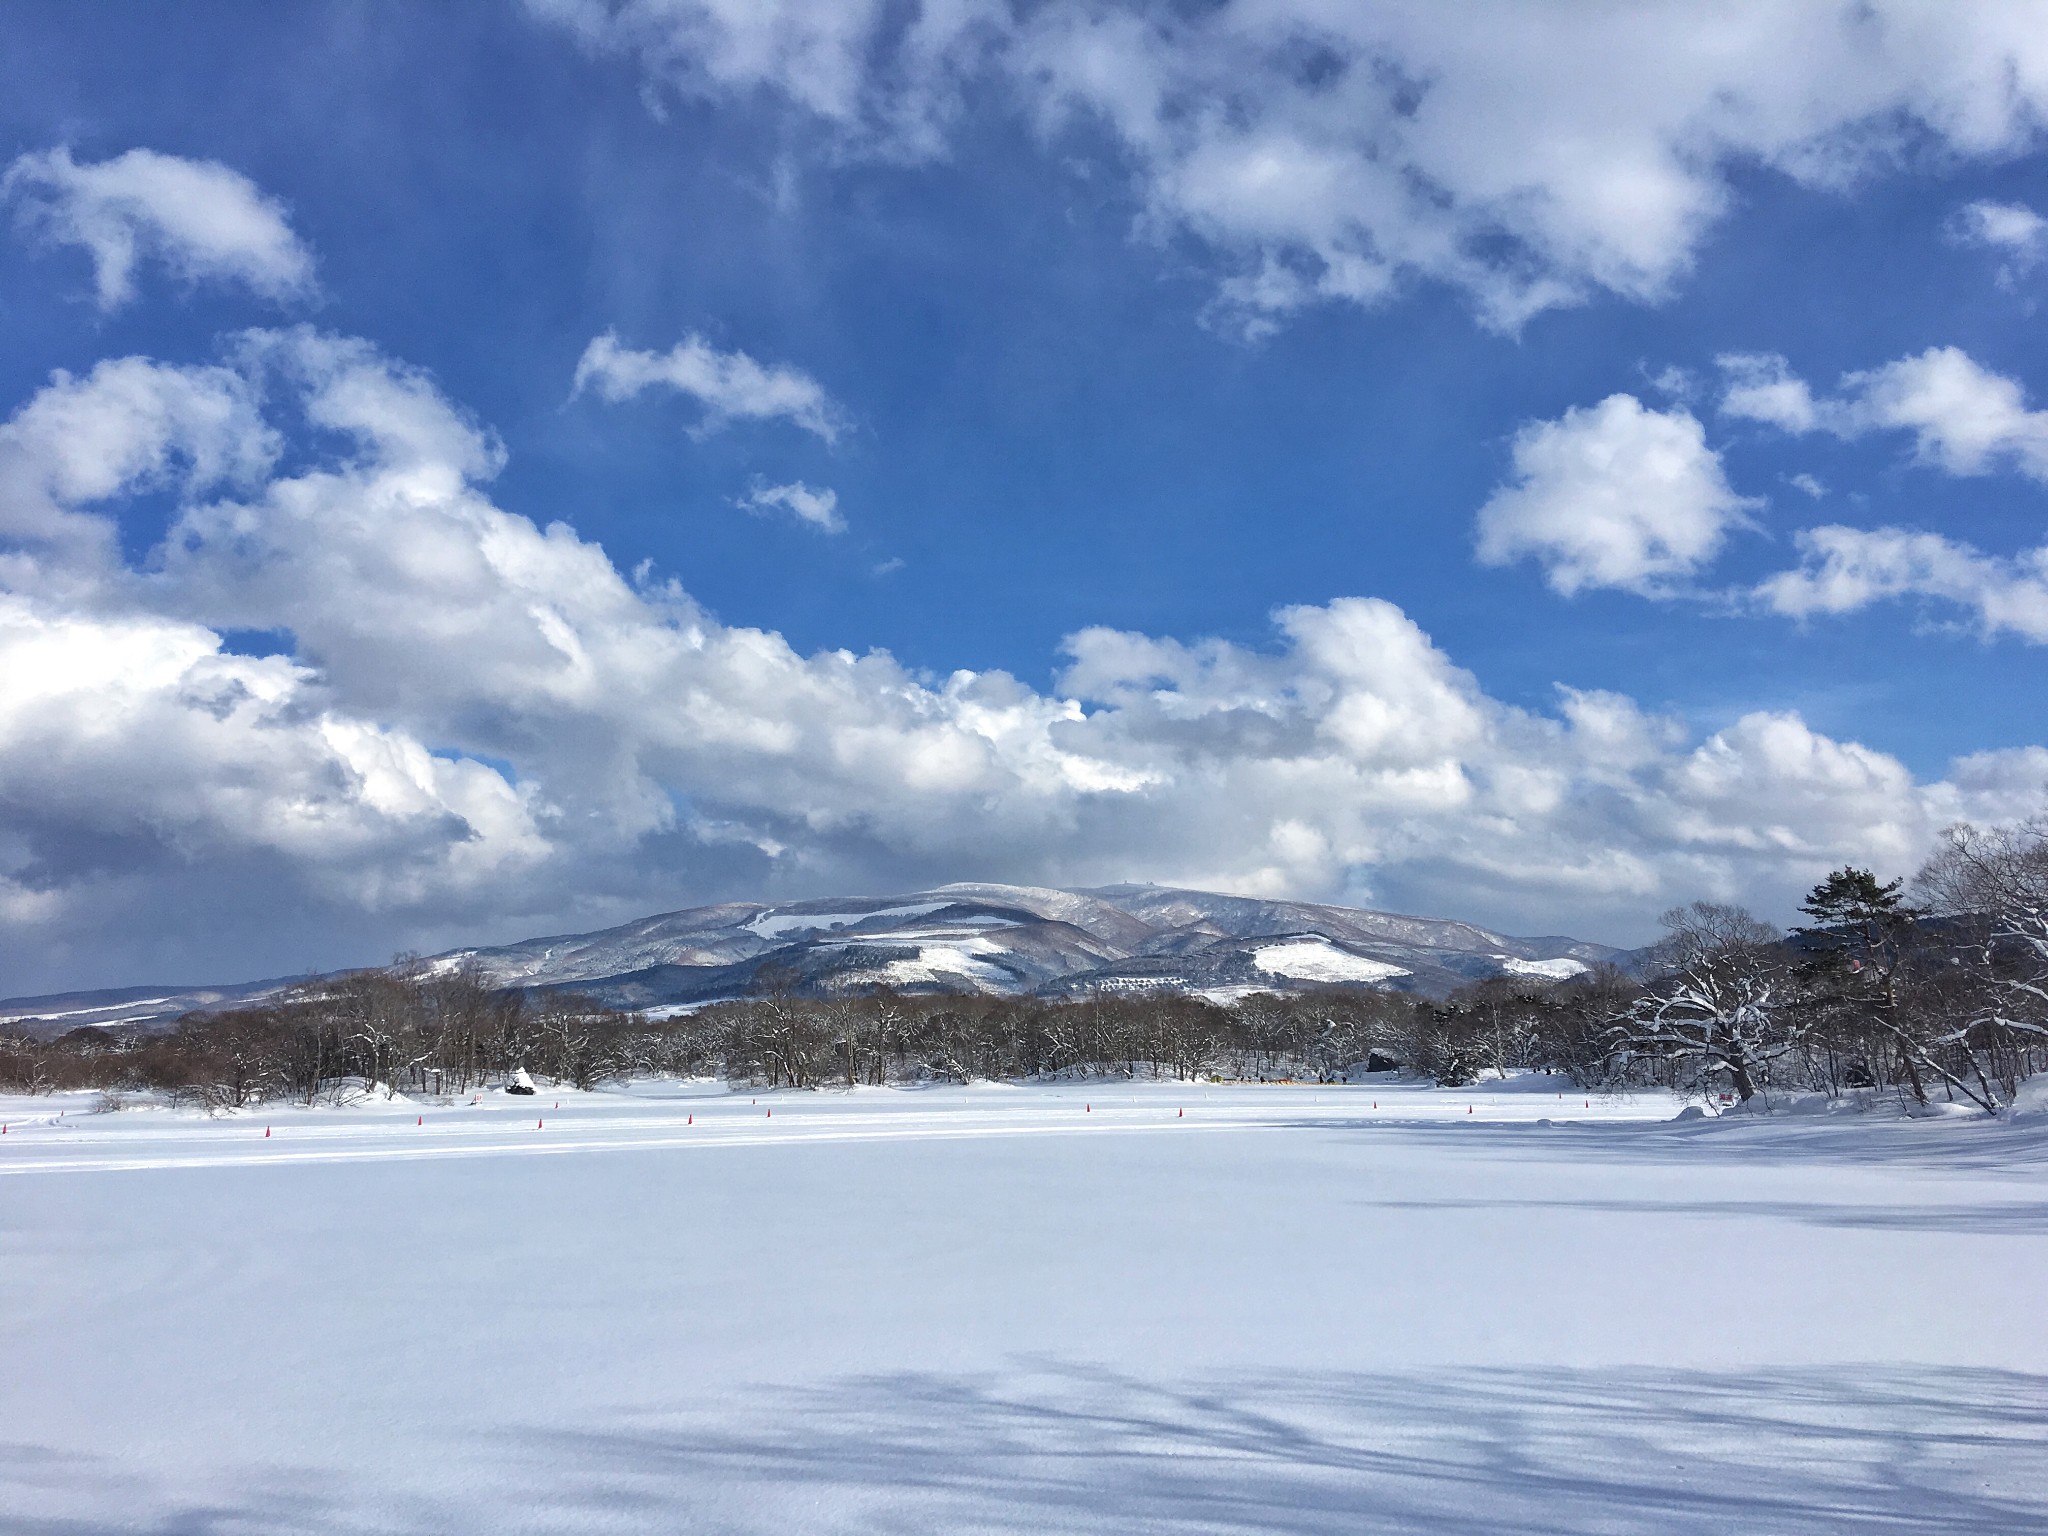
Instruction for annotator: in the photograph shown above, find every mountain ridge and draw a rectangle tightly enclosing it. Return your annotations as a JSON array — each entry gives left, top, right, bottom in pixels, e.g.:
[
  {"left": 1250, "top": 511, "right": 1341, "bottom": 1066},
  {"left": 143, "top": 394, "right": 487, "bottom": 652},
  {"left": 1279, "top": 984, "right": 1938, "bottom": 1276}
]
[{"left": 1, "top": 882, "right": 1625, "bottom": 1036}]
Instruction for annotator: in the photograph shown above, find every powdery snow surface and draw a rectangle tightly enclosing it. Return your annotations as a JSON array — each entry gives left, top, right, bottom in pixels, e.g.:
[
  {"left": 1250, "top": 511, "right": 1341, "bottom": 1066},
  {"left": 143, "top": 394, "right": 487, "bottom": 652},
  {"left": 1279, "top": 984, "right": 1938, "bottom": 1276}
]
[
  {"left": 1252, "top": 937, "right": 1411, "bottom": 984},
  {"left": 3, "top": 1081, "right": 2047, "bottom": 1533}
]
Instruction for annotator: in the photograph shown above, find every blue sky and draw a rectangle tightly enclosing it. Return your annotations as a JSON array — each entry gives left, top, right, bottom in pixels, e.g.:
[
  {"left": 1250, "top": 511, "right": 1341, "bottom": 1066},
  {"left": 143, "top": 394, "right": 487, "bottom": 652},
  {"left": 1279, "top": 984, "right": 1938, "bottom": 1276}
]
[{"left": 7, "top": 1, "right": 2048, "bottom": 992}]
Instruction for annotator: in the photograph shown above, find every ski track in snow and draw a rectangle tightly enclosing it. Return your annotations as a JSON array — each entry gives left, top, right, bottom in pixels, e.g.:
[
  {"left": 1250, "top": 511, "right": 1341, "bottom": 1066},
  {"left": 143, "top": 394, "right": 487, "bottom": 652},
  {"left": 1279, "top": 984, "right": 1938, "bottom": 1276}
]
[{"left": 5, "top": 1079, "right": 2047, "bottom": 1534}]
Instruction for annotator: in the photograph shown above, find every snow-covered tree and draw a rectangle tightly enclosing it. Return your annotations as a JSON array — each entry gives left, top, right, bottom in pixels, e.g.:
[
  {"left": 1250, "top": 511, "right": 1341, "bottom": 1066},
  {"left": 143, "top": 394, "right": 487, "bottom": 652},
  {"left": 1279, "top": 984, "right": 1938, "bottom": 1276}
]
[
  {"left": 1610, "top": 902, "right": 1794, "bottom": 1103},
  {"left": 1911, "top": 822, "right": 2048, "bottom": 1111}
]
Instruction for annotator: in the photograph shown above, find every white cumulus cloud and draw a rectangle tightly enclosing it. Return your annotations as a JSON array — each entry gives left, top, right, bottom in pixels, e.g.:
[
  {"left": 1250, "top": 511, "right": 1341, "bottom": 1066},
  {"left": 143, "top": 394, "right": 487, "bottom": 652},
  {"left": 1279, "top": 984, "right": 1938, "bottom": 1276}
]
[
  {"left": 1758, "top": 526, "right": 2048, "bottom": 642},
  {"left": 1475, "top": 395, "right": 1755, "bottom": 596},
  {"left": 1716, "top": 353, "right": 1825, "bottom": 435},
  {"left": 3, "top": 146, "right": 316, "bottom": 311},
  {"left": 2, "top": 327, "right": 2043, "bottom": 992},
  {"left": 1725, "top": 346, "right": 2048, "bottom": 638},
  {"left": 0, "top": 354, "right": 275, "bottom": 582},
  {"left": 573, "top": 330, "right": 847, "bottom": 442},
  {"left": 1720, "top": 346, "right": 2048, "bottom": 479}
]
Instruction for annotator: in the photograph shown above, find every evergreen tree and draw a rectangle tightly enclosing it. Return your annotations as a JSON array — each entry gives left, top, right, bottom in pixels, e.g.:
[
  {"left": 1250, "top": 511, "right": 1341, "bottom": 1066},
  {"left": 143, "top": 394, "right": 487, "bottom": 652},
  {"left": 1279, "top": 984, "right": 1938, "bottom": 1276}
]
[
  {"left": 1797, "top": 867, "right": 1912, "bottom": 943},
  {"left": 1796, "top": 866, "right": 1937, "bottom": 1103}
]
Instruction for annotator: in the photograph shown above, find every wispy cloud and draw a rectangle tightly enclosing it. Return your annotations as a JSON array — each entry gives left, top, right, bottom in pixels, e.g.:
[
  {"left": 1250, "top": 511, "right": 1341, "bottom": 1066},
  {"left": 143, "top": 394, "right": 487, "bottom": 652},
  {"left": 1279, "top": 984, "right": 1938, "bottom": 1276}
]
[
  {"left": 1948, "top": 198, "right": 2048, "bottom": 287},
  {"left": 533, "top": 1, "right": 2048, "bottom": 334},
  {"left": 573, "top": 330, "right": 846, "bottom": 442},
  {"left": 3, "top": 146, "right": 316, "bottom": 310},
  {"left": 739, "top": 479, "right": 844, "bottom": 534}
]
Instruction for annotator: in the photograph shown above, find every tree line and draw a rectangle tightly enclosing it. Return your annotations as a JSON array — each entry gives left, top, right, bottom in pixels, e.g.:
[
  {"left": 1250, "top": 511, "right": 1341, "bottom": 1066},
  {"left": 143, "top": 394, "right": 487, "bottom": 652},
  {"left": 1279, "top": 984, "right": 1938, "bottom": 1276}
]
[{"left": 6, "top": 820, "right": 2048, "bottom": 1114}]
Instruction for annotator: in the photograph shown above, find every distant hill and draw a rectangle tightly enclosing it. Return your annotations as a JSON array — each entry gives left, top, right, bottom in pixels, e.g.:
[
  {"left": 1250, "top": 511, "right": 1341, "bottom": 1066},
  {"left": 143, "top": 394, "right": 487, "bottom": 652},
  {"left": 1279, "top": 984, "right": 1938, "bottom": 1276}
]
[
  {"left": 0, "top": 979, "right": 303, "bottom": 1039},
  {"left": 411, "top": 882, "right": 1620, "bottom": 1015},
  {"left": 0, "top": 882, "right": 1623, "bottom": 1037}
]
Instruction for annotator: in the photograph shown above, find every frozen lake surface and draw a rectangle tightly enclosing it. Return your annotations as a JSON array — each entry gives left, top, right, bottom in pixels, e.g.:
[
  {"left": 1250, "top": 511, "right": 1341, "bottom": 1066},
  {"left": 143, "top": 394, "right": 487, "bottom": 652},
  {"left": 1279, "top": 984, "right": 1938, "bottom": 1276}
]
[{"left": 4, "top": 1077, "right": 2046, "bottom": 1533}]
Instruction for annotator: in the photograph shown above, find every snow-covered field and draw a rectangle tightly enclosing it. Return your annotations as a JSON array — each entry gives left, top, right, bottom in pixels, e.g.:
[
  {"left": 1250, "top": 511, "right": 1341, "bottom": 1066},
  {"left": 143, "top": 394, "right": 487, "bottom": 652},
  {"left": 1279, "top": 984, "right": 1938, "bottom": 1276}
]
[{"left": 4, "top": 1077, "right": 2046, "bottom": 1533}]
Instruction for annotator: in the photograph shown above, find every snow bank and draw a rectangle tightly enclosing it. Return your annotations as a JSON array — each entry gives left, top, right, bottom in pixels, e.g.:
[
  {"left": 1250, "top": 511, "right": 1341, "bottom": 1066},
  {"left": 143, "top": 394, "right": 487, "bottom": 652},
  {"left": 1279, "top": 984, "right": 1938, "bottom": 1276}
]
[{"left": 2010, "top": 1075, "right": 2048, "bottom": 1120}]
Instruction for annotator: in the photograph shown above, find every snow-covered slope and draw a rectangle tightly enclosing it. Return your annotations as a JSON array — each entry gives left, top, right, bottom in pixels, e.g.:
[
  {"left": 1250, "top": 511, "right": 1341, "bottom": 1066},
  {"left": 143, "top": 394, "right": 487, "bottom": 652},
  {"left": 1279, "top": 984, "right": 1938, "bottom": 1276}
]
[
  {"left": 1085, "top": 884, "right": 1610, "bottom": 964},
  {"left": 0, "top": 979, "right": 302, "bottom": 1038},
  {"left": 433, "top": 882, "right": 1623, "bottom": 1008},
  {"left": 1, "top": 883, "right": 1626, "bottom": 1027},
  {"left": 1251, "top": 938, "right": 1412, "bottom": 985}
]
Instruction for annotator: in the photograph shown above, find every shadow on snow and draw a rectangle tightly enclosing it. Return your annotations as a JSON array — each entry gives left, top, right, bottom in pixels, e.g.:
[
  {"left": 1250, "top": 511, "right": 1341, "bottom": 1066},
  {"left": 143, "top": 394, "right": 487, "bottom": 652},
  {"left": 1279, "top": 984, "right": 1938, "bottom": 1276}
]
[{"left": 12, "top": 1364, "right": 2045, "bottom": 1534}]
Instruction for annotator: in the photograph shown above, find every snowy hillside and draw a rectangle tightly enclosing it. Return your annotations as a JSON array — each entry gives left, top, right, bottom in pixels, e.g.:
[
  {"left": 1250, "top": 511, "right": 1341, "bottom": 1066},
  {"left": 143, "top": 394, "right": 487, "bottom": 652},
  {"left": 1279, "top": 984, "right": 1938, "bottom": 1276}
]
[
  {"left": 0, "top": 978, "right": 308, "bottom": 1037},
  {"left": 435, "top": 881, "right": 1621, "bottom": 1009},
  {"left": 0, "top": 882, "right": 1625, "bottom": 1031}
]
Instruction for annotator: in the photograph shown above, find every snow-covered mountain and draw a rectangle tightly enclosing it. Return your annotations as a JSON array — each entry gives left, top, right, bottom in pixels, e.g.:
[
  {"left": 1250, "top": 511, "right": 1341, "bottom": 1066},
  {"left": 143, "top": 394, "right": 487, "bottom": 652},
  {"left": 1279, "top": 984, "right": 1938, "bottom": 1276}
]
[
  {"left": 0, "top": 979, "right": 297, "bottom": 1037},
  {"left": 432, "top": 881, "right": 1618, "bottom": 1011},
  {"left": 0, "top": 883, "right": 1623, "bottom": 1034}
]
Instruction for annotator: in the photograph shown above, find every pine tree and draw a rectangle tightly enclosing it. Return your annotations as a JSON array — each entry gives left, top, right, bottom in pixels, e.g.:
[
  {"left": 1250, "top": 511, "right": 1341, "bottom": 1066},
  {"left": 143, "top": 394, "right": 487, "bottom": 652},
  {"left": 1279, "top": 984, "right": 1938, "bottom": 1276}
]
[{"left": 1797, "top": 867, "right": 1912, "bottom": 942}]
